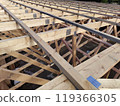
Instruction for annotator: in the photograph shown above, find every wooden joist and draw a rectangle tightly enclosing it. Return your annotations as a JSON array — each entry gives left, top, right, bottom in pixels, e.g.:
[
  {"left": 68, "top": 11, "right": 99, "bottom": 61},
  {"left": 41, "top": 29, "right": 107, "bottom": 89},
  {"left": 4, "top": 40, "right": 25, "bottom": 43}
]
[
  {"left": 0, "top": 68, "right": 49, "bottom": 85},
  {"left": 0, "top": 16, "right": 79, "bottom": 31},
  {"left": 37, "top": 43, "right": 120, "bottom": 90},
  {"left": 0, "top": 2, "right": 100, "bottom": 90},
  {"left": 1, "top": 13, "right": 116, "bottom": 31},
  {"left": 16, "top": 0, "right": 116, "bottom": 16},
  {"left": 0, "top": 18, "right": 118, "bottom": 55},
  {"left": 98, "top": 79, "right": 120, "bottom": 89}
]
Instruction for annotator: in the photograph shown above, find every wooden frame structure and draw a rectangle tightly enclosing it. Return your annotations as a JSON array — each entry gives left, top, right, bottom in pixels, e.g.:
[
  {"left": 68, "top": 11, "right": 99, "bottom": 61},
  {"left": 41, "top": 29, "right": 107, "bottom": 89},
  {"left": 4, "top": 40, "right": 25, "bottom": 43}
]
[{"left": 0, "top": 0, "right": 120, "bottom": 90}]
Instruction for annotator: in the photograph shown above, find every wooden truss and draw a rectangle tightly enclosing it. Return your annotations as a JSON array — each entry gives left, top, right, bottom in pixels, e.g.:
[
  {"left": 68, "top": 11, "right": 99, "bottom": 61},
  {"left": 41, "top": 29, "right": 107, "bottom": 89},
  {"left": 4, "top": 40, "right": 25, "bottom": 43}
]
[{"left": 0, "top": 0, "right": 120, "bottom": 90}]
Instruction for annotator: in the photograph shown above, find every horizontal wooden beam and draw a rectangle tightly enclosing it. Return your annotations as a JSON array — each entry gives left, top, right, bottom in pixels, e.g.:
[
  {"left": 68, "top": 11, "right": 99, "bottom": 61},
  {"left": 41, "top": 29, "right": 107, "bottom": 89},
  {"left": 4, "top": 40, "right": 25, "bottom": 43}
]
[
  {"left": 37, "top": 43, "right": 120, "bottom": 90},
  {"left": 0, "top": 8, "right": 26, "bottom": 14},
  {"left": 0, "top": 15, "right": 78, "bottom": 32},
  {"left": 0, "top": 12, "right": 115, "bottom": 32},
  {"left": 0, "top": 18, "right": 118, "bottom": 55},
  {"left": 17, "top": 0, "right": 116, "bottom": 16},
  {"left": 98, "top": 79, "right": 120, "bottom": 89},
  {"left": 0, "top": 2, "right": 98, "bottom": 90},
  {"left": 0, "top": 7, "right": 71, "bottom": 18}
]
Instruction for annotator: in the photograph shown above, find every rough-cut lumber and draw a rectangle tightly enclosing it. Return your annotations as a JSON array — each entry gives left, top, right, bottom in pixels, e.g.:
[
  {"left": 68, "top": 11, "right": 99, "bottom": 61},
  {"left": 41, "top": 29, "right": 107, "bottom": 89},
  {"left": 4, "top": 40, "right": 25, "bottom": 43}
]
[
  {"left": 8, "top": 51, "right": 60, "bottom": 75},
  {"left": 0, "top": 0, "right": 120, "bottom": 90},
  {"left": 0, "top": 8, "right": 72, "bottom": 21},
  {"left": 16, "top": 0, "right": 115, "bottom": 16},
  {"left": 1, "top": 13, "right": 117, "bottom": 31},
  {"left": 98, "top": 79, "right": 120, "bottom": 89},
  {"left": 0, "top": 2, "right": 99, "bottom": 90},
  {"left": 37, "top": 43, "right": 120, "bottom": 90},
  {"left": 0, "top": 68, "right": 49, "bottom": 85},
  {"left": 0, "top": 16, "right": 79, "bottom": 31},
  {"left": 0, "top": 18, "right": 118, "bottom": 55}
]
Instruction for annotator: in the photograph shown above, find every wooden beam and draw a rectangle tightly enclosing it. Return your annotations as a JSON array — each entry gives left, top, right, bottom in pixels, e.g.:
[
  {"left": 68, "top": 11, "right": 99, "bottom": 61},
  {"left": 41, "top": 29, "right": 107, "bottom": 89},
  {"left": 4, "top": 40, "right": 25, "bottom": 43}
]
[
  {"left": 0, "top": 15, "right": 77, "bottom": 31},
  {"left": 0, "top": 13, "right": 119, "bottom": 31},
  {"left": 8, "top": 51, "right": 60, "bottom": 75},
  {"left": 16, "top": 0, "right": 116, "bottom": 16},
  {"left": 0, "top": 9, "right": 72, "bottom": 21},
  {"left": 98, "top": 79, "right": 120, "bottom": 89},
  {"left": 0, "top": 19, "right": 118, "bottom": 55},
  {"left": 37, "top": 43, "right": 120, "bottom": 90},
  {"left": 0, "top": 68, "right": 49, "bottom": 85},
  {"left": 0, "top": 3, "right": 98, "bottom": 90}
]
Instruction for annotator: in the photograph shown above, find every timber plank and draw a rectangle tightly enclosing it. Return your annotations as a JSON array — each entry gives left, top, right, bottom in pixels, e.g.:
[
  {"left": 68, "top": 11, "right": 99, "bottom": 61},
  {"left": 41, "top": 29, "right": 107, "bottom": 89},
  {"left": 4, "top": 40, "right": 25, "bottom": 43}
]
[
  {"left": 0, "top": 68, "right": 49, "bottom": 85},
  {"left": 38, "top": 44, "right": 120, "bottom": 90},
  {"left": 0, "top": 19, "right": 118, "bottom": 55},
  {"left": 98, "top": 79, "right": 120, "bottom": 89}
]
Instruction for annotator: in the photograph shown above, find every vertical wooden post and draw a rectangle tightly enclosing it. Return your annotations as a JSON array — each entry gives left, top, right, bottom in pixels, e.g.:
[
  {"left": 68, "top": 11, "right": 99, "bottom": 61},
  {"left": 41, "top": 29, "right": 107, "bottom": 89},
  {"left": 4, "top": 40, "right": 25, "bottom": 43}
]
[
  {"left": 55, "top": 40, "right": 59, "bottom": 53},
  {"left": 72, "top": 35, "right": 76, "bottom": 67}
]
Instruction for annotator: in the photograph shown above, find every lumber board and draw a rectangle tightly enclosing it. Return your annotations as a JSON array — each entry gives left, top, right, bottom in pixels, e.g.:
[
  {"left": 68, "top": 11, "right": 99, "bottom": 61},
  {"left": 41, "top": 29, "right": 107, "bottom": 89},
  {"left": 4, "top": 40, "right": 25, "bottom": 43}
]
[
  {"left": 34, "top": 0, "right": 120, "bottom": 13},
  {"left": 16, "top": 0, "right": 116, "bottom": 16},
  {"left": 0, "top": 9, "right": 26, "bottom": 14},
  {"left": 0, "top": 1, "right": 105, "bottom": 20},
  {"left": 0, "top": 13, "right": 115, "bottom": 31},
  {"left": 37, "top": 43, "right": 120, "bottom": 90},
  {"left": 0, "top": 5, "right": 71, "bottom": 16},
  {"left": 0, "top": 18, "right": 118, "bottom": 55},
  {"left": 0, "top": 16, "right": 78, "bottom": 31},
  {"left": 0, "top": 3, "right": 98, "bottom": 90},
  {"left": 98, "top": 79, "right": 120, "bottom": 89},
  {"left": 8, "top": 51, "right": 60, "bottom": 75},
  {"left": 0, "top": 8, "right": 71, "bottom": 18},
  {"left": 0, "top": 0, "right": 120, "bottom": 90},
  {"left": 0, "top": 68, "right": 49, "bottom": 85},
  {"left": 0, "top": 13, "right": 40, "bottom": 21}
]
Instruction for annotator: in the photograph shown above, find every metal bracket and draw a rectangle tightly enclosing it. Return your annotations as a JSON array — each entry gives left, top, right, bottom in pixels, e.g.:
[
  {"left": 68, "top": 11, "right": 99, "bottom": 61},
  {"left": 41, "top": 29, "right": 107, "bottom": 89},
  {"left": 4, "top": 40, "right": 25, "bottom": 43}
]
[
  {"left": 25, "top": 9, "right": 28, "bottom": 13},
  {"left": 66, "top": 29, "right": 71, "bottom": 35},
  {"left": 45, "top": 19, "right": 50, "bottom": 25},
  {"left": 33, "top": 13, "right": 37, "bottom": 18}
]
